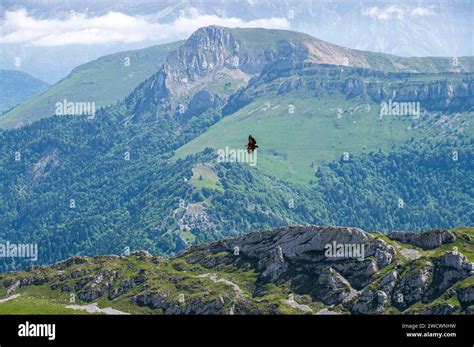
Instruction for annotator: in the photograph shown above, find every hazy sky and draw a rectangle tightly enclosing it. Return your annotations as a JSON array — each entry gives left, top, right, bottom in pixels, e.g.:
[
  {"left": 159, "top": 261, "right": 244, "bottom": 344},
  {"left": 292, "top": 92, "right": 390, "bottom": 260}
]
[{"left": 1, "top": 0, "right": 472, "bottom": 82}]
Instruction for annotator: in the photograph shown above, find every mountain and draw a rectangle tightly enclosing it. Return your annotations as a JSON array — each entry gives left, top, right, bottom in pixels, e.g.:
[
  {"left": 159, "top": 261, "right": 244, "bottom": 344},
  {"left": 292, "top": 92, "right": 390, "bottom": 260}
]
[
  {"left": 162, "top": 27, "right": 473, "bottom": 184},
  {"left": 0, "top": 70, "right": 49, "bottom": 116},
  {"left": 3, "top": 26, "right": 472, "bottom": 130},
  {"left": 0, "top": 26, "right": 472, "bottom": 272},
  {"left": 127, "top": 26, "right": 473, "bottom": 120},
  {"left": 0, "top": 226, "right": 472, "bottom": 314},
  {"left": 0, "top": 41, "right": 182, "bottom": 129}
]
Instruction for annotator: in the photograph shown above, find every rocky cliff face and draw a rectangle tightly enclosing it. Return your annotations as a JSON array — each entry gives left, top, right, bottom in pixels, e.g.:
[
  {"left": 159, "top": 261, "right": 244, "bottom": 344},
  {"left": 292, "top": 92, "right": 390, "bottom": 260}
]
[
  {"left": 126, "top": 26, "right": 274, "bottom": 116},
  {"left": 388, "top": 229, "right": 456, "bottom": 249},
  {"left": 225, "top": 61, "right": 474, "bottom": 116},
  {"left": 125, "top": 26, "right": 473, "bottom": 122},
  {"left": 1, "top": 226, "right": 472, "bottom": 315}
]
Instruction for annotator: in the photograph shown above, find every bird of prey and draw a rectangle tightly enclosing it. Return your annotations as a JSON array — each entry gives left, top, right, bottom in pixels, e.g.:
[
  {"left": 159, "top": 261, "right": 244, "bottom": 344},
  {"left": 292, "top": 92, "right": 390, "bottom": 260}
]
[{"left": 246, "top": 135, "right": 259, "bottom": 153}]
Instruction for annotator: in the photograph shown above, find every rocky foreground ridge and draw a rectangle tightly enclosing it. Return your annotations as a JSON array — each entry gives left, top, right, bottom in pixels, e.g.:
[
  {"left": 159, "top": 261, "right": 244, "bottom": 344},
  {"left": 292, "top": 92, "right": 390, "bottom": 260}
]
[{"left": 0, "top": 226, "right": 473, "bottom": 315}]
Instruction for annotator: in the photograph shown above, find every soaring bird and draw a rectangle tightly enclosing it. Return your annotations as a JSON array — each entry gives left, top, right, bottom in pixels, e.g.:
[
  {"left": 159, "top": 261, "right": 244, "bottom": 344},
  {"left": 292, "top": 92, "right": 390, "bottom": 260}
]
[{"left": 246, "top": 135, "right": 259, "bottom": 153}]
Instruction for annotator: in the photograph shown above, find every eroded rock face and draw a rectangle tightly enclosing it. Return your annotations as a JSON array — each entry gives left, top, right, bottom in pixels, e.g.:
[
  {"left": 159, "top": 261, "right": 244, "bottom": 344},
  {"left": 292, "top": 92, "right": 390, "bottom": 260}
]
[
  {"left": 424, "top": 252, "right": 473, "bottom": 300},
  {"left": 352, "top": 289, "right": 388, "bottom": 314},
  {"left": 260, "top": 246, "right": 288, "bottom": 282},
  {"left": 184, "top": 89, "right": 223, "bottom": 119},
  {"left": 377, "top": 270, "right": 398, "bottom": 294},
  {"left": 457, "top": 285, "right": 474, "bottom": 308},
  {"left": 418, "top": 304, "right": 461, "bottom": 315},
  {"left": 392, "top": 265, "right": 433, "bottom": 310},
  {"left": 132, "top": 291, "right": 227, "bottom": 314},
  {"left": 77, "top": 270, "right": 121, "bottom": 302},
  {"left": 391, "top": 80, "right": 474, "bottom": 111},
  {"left": 388, "top": 229, "right": 456, "bottom": 250},
  {"left": 313, "top": 267, "right": 352, "bottom": 305},
  {"left": 184, "top": 225, "right": 396, "bottom": 306}
]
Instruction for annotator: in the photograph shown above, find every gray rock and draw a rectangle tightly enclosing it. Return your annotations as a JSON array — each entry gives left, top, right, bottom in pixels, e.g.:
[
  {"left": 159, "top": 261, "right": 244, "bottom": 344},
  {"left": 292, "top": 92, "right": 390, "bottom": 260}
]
[
  {"left": 132, "top": 291, "right": 227, "bottom": 314},
  {"left": 352, "top": 289, "right": 387, "bottom": 314},
  {"left": 392, "top": 265, "right": 433, "bottom": 310},
  {"left": 457, "top": 285, "right": 474, "bottom": 308},
  {"left": 418, "top": 304, "right": 461, "bottom": 315},
  {"left": 313, "top": 267, "right": 352, "bottom": 305},
  {"left": 388, "top": 229, "right": 456, "bottom": 250},
  {"left": 377, "top": 270, "right": 398, "bottom": 294},
  {"left": 424, "top": 251, "right": 473, "bottom": 300},
  {"left": 260, "top": 245, "right": 288, "bottom": 282},
  {"left": 109, "top": 279, "right": 135, "bottom": 300},
  {"left": 184, "top": 89, "right": 223, "bottom": 119}
]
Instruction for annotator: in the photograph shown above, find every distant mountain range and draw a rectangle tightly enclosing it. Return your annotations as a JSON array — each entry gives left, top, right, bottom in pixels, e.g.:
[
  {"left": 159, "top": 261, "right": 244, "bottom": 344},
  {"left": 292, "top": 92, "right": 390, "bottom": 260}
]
[
  {"left": 0, "top": 26, "right": 472, "bottom": 274},
  {"left": 2, "top": 26, "right": 472, "bottom": 129},
  {"left": 0, "top": 226, "right": 472, "bottom": 314},
  {"left": 1, "top": 0, "right": 471, "bottom": 84},
  {"left": 0, "top": 70, "right": 49, "bottom": 116}
]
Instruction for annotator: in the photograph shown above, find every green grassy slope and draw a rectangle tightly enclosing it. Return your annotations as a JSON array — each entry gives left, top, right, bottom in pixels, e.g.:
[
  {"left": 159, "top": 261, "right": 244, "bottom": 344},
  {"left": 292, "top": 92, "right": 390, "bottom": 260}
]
[
  {"left": 227, "top": 27, "right": 474, "bottom": 73},
  {"left": 175, "top": 72, "right": 473, "bottom": 186},
  {"left": 0, "top": 41, "right": 182, "bottom": 129}
]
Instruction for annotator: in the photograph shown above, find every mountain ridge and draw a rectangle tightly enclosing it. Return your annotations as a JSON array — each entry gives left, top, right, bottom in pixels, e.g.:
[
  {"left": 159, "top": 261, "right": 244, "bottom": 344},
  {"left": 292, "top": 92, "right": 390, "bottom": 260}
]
[
  {"left": 4, "top": 25, "right": 472, "bottom": 129},
  {"left": 127, "top": 25, "right": 474, "bottom": 120}
]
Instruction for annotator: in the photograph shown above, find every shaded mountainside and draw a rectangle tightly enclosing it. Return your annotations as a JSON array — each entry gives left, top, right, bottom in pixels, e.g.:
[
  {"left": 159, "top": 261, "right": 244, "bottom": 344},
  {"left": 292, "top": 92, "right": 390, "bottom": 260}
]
[
  {"left": 0, "top": 41, "right": 182, "bottom": 128},
  {"left": 0, "top": 70, "right": 49, "bottom": 116},
  {"left": 0, "top": 226, "right": 472, "bottom": 315}
]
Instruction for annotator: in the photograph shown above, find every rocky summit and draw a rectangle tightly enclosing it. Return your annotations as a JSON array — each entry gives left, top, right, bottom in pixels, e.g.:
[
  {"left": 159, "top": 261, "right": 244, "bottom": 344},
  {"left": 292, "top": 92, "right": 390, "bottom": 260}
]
[{"left": 0, "top": 226, "right": 472, "bottom": 315}]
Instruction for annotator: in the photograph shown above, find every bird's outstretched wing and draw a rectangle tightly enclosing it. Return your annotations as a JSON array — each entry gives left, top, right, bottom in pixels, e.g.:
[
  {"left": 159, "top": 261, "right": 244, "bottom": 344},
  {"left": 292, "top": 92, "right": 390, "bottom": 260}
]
[{"left": 248, "top": 135, "right": 257, "bottom": 146}]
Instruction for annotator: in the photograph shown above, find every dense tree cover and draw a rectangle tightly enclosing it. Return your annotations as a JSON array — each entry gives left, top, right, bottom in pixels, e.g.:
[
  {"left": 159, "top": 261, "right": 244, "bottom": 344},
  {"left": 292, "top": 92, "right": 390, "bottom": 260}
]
[
  {"left": 314, "top": 139, "right": 473, "bottom": 232},
  {"left": 0, "top": 98, "right": 225, "bottom": 271}
]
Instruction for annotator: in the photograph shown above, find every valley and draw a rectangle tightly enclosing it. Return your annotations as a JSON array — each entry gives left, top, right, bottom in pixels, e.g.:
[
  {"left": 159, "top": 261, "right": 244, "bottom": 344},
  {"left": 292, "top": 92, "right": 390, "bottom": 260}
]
[{"left": 0, "top": 25, "right": 472, "bottom": 275}]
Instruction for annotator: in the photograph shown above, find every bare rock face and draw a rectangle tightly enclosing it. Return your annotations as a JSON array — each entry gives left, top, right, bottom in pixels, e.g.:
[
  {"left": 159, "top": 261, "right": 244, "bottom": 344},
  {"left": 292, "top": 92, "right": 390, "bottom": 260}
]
[
  {"left": 377, "top": 270, "right": 398, "bottom": 294},
  {"left": 184, "top": 225, "right": 396, "bottom": 306},
  {"left": 260, "top": 245, "right": 288, "bottom": 282},
  {"left": 388, "top": 229, "right": 456, "bottom": 250},
  {"left": 221, "top": 225, "right": 374, "bottom": 262},
  {"left": 352, "top": 289, "right": 388, "bottom": 314},
  {"left": 132, "top": 291, "right": 227, "bottom": 314},
  {"left": 457, "top": 285, "right": 474, "bottom": 308},
  {"left": 424, "top": 251, "right": 473, "bottom": 300},
  {"left": 418, "top": 304, "right": 461, "bottom": 315},
  {"left": 313, "top": 267, "right": 352, "bottom": 305},
  {"left": 127, "top": 25, "right": 272, "bottom": 116},
  {"left": 77, "top": 270, "right": 121, "bottom": 302},
  {"left": 392, "top": 266, "right": 433, "bottom": 310},
  {"left": 391, "top": 80, "right": 474, "bottom": 111},
  {"left": 184, "top": 89, "right": 223, "bottom": 119}
]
